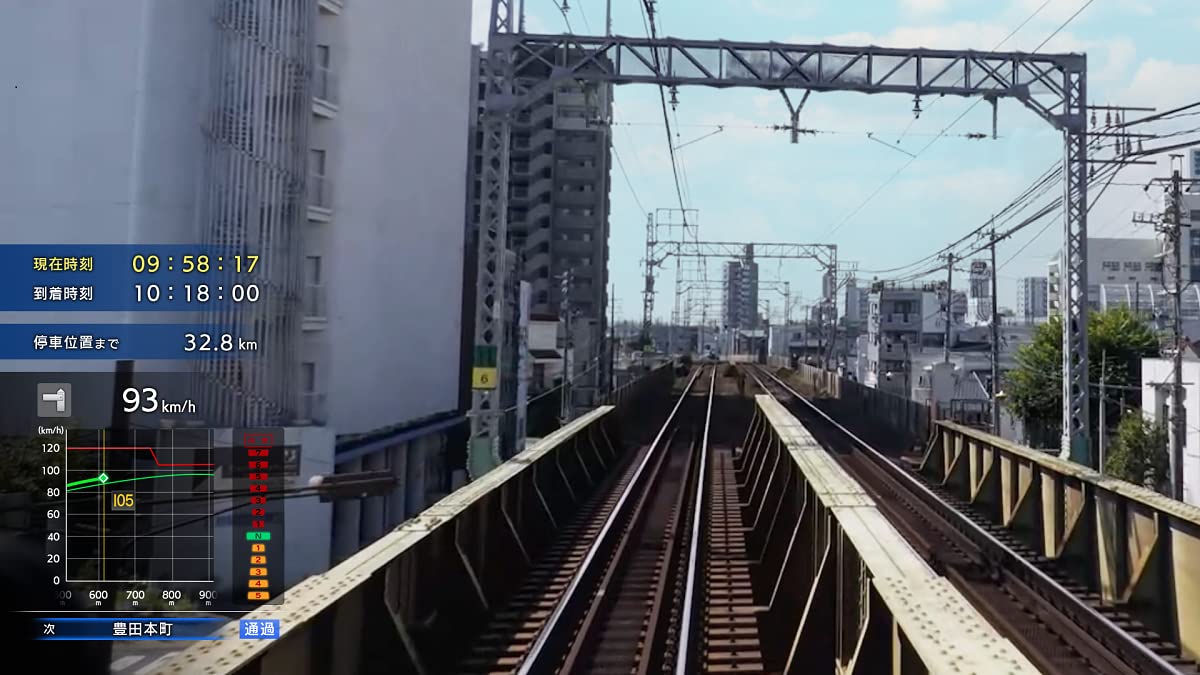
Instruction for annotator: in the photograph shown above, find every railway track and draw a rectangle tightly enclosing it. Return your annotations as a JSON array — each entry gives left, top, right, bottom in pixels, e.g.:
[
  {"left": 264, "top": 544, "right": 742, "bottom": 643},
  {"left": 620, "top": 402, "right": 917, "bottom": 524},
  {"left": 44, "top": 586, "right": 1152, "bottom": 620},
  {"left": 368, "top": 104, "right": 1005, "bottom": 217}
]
[
  {"left": 742, "top": 363, "right": 1199, "bottom": 675},
  {"left": 458, "top": 365, "right": 717, "bottom": 674}
]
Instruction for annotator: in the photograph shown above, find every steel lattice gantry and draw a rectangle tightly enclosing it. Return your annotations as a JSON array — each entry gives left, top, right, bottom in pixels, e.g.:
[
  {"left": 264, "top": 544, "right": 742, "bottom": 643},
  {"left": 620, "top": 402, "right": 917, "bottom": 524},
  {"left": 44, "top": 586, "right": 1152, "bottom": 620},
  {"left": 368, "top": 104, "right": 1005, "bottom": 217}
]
[
  {"left": 473, "top": 0, "right": 1091, "bottom": 467},
  {"left": 643, "top": 240, "right": 837, "bottom": 351}
]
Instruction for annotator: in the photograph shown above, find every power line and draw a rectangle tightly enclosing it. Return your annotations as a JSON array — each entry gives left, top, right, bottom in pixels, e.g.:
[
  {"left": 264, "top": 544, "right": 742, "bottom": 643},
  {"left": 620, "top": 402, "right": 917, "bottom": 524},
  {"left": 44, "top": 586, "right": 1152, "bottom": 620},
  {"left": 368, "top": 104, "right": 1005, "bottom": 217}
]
[
  {"left": 639, "top": 0, "right": 690, "bottom": 223},
  {"left": 821, "top": 0, "right": 1095, "bottom": 241},
  {"left": 613, "top": 145, "right": 648, "bottom": 215},
  {"left": 1033, "top": 0, "right": 1096, "bottom": 51},
  {"left": 893, "top": 0, "right": 1053, "bottom": 145}
]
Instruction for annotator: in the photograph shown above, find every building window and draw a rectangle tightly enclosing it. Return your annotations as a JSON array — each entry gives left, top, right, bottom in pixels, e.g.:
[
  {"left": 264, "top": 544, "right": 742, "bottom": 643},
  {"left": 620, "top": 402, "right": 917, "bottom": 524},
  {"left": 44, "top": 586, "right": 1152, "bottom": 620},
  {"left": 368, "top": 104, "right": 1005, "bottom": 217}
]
[
  {"left": 315, "top": 44, "right": 331, "bottom": 69},
  {"left": 1123, "top": 261, "right": 1141, "bottom": 271},
  {"left": 301, "top": 362, "right": 316, "bottom": 393},
  {"left": 308, "top": 149, "right": 326, "bottom": 176},
  {"left": 1101, "top": 261, "right": 1120, "bottom": 272},
  {"left": 304, "top": 256, "right": 322, "bottom": 285}
]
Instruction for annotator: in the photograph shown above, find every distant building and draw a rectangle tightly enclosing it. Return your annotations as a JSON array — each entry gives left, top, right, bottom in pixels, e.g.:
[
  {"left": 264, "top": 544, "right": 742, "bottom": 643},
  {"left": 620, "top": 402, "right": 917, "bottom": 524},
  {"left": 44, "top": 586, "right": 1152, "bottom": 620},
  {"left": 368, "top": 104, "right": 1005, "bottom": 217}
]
[
  {"left": 1142, "top": 351, "right": 1200, "bottom": 506},
  {"left": 843, "top": 279, "right": 870, "bottom": 328},
  {"left": 1017, "top": 277, "right": 1049, "bottom": 322},
  {"left": 723, "top": 251, "right": 759, "bottom": 331},
  {"left": 966, "top": 259, "right": 993, "bottom": 326},
  {"left": 466, "top": 45, "right": 614, "bottom": 414},
  {"left": 864, "top": 281, "right": 966, "bottom": 394},
  {"left": 1048, "top": 238, "right": 1164, "bottom": 315}
]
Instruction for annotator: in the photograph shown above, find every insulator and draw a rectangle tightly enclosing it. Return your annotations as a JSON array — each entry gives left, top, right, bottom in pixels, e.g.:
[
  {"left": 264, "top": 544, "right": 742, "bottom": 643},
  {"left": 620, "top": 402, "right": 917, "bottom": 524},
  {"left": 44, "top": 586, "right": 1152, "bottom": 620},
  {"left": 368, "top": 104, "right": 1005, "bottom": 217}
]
[
  {"left": 1105, "top": 111, "right": 1112, "bottom": 126},
  {"left": 1090, "top": 111, "right": 1098, "bottom": 127}
]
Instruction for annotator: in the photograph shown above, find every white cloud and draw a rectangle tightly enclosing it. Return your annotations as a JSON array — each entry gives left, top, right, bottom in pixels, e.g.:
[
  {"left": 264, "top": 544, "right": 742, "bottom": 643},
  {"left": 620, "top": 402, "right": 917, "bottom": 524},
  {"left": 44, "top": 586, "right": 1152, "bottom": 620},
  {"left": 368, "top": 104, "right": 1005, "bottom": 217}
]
[
  {"left": 749, "top": 0, "right": 822, "bottom": 20},
  {"left": 1116, "top": 0, "right": 1155, "bottom": 16},
  {"left": 1120, "top": 59, "right": 1200, "bottom": 111},
  {"left": 900, "top": 0, "right": 950, "bottom": 15}
]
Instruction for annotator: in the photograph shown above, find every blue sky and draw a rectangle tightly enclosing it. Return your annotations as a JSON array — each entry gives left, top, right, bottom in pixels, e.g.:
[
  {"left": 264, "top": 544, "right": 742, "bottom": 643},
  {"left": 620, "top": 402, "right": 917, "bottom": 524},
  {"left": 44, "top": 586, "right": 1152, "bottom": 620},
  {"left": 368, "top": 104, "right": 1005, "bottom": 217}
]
[{"left": 470, "top": 0, "right": 1200, "bottom": 321}]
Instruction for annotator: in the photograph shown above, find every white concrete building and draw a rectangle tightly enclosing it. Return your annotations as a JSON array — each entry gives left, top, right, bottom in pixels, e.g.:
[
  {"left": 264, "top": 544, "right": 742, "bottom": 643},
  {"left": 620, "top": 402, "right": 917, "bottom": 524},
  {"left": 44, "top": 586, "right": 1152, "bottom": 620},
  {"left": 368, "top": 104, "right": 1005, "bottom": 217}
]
[
  {"left": 304, "top": 0, "right": 471, "bottom": 434},
  {"left": 1017, "top": 277, "right": 1049, "bottom": 322},
  {"left": 2, "top": 0, "right": 474, "bottom": 581},
  {"left": 966, "top": 260, "right": 993, "bottom": 326},
  {"left": 864, "top": 282, "right": 967, "bottom": 393},
  {"left": 1048, "top": 238, "right": 1164, "bottom": 314},
  {"left": 1141, "top": 355, "right": 1200, "bottom": 506}
]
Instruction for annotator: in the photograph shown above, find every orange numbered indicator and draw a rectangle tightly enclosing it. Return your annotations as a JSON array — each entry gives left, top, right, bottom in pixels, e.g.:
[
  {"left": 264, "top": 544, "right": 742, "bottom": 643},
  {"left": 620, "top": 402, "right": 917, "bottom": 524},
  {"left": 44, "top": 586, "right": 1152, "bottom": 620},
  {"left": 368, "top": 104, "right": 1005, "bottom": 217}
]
[
  {"left": 250, "top": 579, "right": 269, "bottom": 588},
  {"left": 247, "top": 591, "right": 270, "bottom": 601},
  {"left": 250, "top": 567, "right": 268, "bottom": 577},
  {"left": 251, "top": 543, "right": 266, "bottom": 553},
  {"left": 251, "top": 555, "right": 267, "bottom": 565}
]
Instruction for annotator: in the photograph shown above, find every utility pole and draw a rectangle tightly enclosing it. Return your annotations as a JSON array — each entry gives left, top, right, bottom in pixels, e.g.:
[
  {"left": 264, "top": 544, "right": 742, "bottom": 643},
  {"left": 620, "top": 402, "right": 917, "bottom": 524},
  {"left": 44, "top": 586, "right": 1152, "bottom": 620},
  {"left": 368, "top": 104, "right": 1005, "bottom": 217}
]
[
  {"left": 943, "top": 252, "right": 956, "bottom": 363},
  {"left": 609, "top": 284, "right": 617, "bottom": 395},
  {"left": 989, "top": 223, "right": 1002, "bottom": 435},
  {"left": 559, "top": 269, "right": 574, "bottom": 425},
  {"left": 783, "top": 281, "right": 792, "bottom": 327},
  {"left": 1169, "top": 165, "right": 1187, "bottom": 500},
  {"left": 1099, "top": 350, "right": 1107, "bottom": 471},
  {"left": 1136, "top": 157, "right": 1200, "bottom": 497}
]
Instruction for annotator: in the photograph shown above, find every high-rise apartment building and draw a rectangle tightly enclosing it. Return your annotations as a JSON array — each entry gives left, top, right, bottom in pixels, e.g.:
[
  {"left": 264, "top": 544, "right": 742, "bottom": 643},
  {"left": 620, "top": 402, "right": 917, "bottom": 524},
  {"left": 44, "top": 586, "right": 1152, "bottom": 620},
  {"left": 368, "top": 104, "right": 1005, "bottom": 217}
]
[
  {"left": 723, "top": 253, "right": 760, "bottom": 331},
  {"left": 4, "top": 0, "right": 474, "bottom": 592},
  {"left": 295, "top": 0, "right": 471, "bottom": 435},
  {"left": 1017, "top": 277, "right": 1049, "bottom": 322},
  {"left": 466, "top": 47, "right": 614, "bottom": 411},
  {"left": 4, "top": 0, "right": 470, "bottom": 433}
]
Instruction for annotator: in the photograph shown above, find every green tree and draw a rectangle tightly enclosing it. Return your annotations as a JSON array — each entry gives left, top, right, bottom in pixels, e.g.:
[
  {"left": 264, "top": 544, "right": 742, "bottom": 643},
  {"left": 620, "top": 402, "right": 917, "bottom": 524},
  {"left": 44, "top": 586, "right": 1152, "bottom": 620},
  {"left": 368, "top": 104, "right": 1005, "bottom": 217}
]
[
  {"left": 1005, "top": 307, "right": 1159, "bottom": 446},
  {"left": 1105, "top": 413, "right": 1169, "bottom": 491}
]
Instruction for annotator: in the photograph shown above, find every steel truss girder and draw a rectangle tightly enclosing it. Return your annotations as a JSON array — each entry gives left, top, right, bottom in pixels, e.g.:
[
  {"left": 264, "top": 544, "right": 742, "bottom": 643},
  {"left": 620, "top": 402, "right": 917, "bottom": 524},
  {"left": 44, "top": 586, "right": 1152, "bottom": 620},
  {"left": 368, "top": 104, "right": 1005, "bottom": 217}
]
[
  {"left": 492, "top": 34, "right": 1085, "bottom": 132},
  {"left": 477, "top": 14, "right": 1091, "bottom": 464},
  {"left": 649, "top": 240, "right": 837, "bottom": 270}
]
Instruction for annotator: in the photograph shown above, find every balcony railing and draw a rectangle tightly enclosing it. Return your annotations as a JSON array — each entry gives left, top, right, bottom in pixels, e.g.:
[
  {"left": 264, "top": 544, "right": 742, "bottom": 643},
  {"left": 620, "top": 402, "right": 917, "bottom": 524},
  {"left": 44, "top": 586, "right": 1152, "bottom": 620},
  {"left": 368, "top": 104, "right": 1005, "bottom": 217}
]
[
  {"left": 304, "top": 284, "right": 327, "bottom": 319},
  {"left": 299, "top": 392, "right": 327, "bottom": 425},
  {"left": 309, "top": 174, "right": 333, "bottom": 211},
  {"left": 313, "top": 66, "right": 338, "bottom": 106}
]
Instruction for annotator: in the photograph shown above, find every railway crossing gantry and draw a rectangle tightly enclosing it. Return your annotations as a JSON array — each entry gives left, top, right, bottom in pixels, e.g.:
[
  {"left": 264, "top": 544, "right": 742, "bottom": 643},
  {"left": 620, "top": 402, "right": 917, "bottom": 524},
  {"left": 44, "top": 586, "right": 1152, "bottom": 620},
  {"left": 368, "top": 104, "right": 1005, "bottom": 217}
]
[
  {"left": 643, "top": 239, "right": 838, "bottom": 340},
  {"left": 472, "top": 0, "right": 1092, "bottom": 472}
]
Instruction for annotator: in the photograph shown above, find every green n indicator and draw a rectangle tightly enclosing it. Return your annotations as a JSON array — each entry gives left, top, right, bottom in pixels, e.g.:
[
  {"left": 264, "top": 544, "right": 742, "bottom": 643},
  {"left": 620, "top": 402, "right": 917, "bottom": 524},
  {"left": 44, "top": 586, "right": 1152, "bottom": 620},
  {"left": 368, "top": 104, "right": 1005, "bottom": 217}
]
[{"left": 246, "top": 531, "right": 272, "bottom": 541}]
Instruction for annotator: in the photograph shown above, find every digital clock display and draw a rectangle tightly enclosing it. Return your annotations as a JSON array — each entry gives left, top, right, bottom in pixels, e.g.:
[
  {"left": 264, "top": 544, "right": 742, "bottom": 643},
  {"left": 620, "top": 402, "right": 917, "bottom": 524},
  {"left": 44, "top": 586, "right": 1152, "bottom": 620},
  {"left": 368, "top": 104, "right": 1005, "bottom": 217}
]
[
  {"left": 131, "top": 254, "right": 260, "bottom": 275},
  {"left": 133, "top": 284, "right": 261, "bottom": 304}
]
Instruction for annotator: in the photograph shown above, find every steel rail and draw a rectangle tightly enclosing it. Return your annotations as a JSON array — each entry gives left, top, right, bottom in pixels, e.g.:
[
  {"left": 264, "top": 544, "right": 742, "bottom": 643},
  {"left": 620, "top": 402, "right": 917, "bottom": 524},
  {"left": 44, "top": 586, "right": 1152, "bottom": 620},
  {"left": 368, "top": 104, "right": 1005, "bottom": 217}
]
[
  {"left": 516, "top": 366, "right": 706, "bottom": 674},
  {"left": 673, "top": 364, "right": 715, "bottom": 675},
  {"left": 557, "top": 425, "right": 686, "bottom": 672},
  {"left": 748, "top": 365, "right": 1182, "bottom": 675}
]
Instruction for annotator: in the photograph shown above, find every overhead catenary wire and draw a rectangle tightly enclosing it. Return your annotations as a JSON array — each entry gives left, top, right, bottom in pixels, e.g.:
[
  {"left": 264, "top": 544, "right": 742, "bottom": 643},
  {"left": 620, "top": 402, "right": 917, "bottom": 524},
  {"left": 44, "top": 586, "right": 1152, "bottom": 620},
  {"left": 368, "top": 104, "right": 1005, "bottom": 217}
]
[
  {"left": 857, "top": 108, "right": 1193, "bottom": 282},
  {"left": 892, "top": 0, "right": 1054, "bottom": 145},
  {"left": 821, "top": 0, "right": 1096, "bottom": 241},
  {"left": 639, "top": 0, "right": 691, "bottom": 224}
]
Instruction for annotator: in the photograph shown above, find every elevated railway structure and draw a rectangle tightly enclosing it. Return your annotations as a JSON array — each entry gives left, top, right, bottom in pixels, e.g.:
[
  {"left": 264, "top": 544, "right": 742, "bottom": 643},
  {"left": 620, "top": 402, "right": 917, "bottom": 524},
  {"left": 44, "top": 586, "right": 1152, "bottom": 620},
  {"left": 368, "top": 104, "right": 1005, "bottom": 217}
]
[
  {"left": 159, "top": 362, "right": 1200, "bottom": 674},
  {"left": 742, "top": 364, "right": 1198, "bottom": 675}
]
